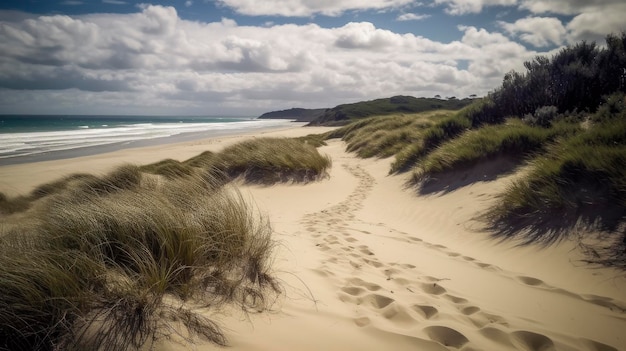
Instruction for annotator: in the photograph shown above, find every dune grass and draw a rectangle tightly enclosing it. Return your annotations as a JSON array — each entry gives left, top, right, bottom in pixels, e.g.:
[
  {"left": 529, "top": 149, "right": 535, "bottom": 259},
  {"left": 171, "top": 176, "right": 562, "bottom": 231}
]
[
  {"left": 140, "top": 159, "right": 195, "bottom": 179},
  {"left": 411, "top": 119, "right": 581, "bottom": 183},
  {"left": 0, "top": 135, "right": 335, "bottom": 349},
  {"left": 485, "top": 118, "right": 626, "bottom": 248},
  {"left": 325, "top": 111, "right": 460, "bottom": 162},
  {"left": 213, "top": 137, "right": 331, "bottom": 183},
  {"left": 0, "top": 165, "right": 280, "bottom": 350}
]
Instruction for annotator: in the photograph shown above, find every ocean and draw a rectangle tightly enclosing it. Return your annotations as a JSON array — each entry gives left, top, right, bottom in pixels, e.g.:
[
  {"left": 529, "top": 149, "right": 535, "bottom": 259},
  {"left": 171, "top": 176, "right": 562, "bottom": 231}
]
[{"left": 0, "top": 115, "right": 296, "bottom": 165}]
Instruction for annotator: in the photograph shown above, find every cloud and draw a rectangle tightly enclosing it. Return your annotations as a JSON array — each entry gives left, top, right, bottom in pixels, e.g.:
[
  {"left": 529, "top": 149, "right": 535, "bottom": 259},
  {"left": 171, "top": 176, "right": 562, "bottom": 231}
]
[
  {"left": 564, "top": 3, "right": 626, "bottom": 43},
  {"left": 436, "top": 0, "right": 626, "bottom": 47},
  {"left": 185, "top": 1, "right": 193, "bottom": 7},
  {"left": 0, "top": 5, "right": 543, "bottom": 115},
  {"left": 396, "top": 13, "right": 430, "bottom": 21},
  {"left": 61, "top": 1, "right": 84, "bottom": 5},
  {"left": 519, "top": 0, "right": 624, "bottom": 15},
  {"left": 434, "top": 0, "right": 517, "bottom": 15},
  {"left": 499, "top": 17, "right": 566, "bottom": 47},
  {"left": 213, "top": 0, "right": 414, "bottom": 17},
  {"left": 102, "top": 0, "right": 127, "bottom": 4}
]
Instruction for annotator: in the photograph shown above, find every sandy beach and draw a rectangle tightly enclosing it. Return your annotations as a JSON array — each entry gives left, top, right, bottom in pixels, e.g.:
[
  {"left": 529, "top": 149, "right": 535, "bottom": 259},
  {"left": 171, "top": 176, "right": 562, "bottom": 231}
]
[{"left": 1, "top": 125, "right": 625, "bottom": 351}]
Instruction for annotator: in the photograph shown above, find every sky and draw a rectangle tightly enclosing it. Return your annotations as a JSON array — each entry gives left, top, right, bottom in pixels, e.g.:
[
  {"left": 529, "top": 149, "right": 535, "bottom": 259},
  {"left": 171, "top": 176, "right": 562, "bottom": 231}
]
[{"left": 0, "top": 1, "right": 625, "bottom": 116}]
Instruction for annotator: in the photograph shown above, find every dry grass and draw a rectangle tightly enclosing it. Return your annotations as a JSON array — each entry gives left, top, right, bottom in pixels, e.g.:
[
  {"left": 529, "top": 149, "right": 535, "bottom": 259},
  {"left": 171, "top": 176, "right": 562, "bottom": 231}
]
[
  {"left": 0, "top": 135, "right": 334, "bottom": 349},
  {"left": 0, "top": 165, "right": 281, "bottom": 350}
]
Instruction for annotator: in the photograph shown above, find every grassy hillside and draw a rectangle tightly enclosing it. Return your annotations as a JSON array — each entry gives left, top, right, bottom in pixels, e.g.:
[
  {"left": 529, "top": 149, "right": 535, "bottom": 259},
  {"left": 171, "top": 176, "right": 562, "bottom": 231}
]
[
  {"left": 307, "top": 95, "right": 476, "bottom": 126},
  {"left": 323, "top": 33, "right": 626, "bottom": 268}
]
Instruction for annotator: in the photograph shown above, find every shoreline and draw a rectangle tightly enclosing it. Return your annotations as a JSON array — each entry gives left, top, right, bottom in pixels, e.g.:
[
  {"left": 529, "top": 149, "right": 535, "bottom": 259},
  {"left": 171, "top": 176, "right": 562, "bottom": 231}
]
[
  {"left": 0, "top": 124, "right": 331, "bottom": 197},
  {"left": 0, "top": 121, "right": 306, "bottom": 167}
]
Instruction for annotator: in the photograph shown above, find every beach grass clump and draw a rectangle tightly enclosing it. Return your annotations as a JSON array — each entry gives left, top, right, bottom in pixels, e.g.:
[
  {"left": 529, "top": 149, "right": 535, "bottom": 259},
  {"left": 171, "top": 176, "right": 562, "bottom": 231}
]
[
  {"left": 485, "top": 116, "right": 626, "bottom": 252},
  {"left": 141, "top": 159, "right": 195, "bottom": 179},
  {"left": 0, "top": 168, "right": 280, "bottom": 349},
  {"left": 183, "top": 150, "right": 216, "bottom": 168},
  {"left": 29, "top": 173, "right": 98, "bottom": 200},
  {"left": 0, "top": 244, "right": 104, "bottom": 351},
  {"left": 411, "top": 119, "right": 581, "bottom": 183},
  {"left": 0, "top": 192, "right": 31, "bottom": 214},
  {"left": 325, "top": 112, "right": 457, "bottom": 160},
  {"left": 390, "top": 113, "right": 472, "bottom": 173},
  {"left": 213, "top": 137, "right": 331, "bottom": 183},
  {"left": 296, "top": 134, "right": 328, "bottom": 148}
]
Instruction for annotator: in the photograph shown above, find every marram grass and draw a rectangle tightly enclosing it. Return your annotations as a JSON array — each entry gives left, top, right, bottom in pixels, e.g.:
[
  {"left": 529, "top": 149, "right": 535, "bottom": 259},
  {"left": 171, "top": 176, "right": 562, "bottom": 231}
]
[
  {"left": 0, "top": 166, "right": 283, "bottom": 349},
  {"left": 0, "top": 135, "right": 333, "bottom": 349}
]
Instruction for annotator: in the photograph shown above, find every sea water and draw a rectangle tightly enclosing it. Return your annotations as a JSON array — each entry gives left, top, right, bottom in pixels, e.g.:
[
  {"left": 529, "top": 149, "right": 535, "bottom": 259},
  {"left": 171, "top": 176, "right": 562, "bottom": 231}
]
[{"left": 0, "top": 115, "right": 295, "bottom": 165}]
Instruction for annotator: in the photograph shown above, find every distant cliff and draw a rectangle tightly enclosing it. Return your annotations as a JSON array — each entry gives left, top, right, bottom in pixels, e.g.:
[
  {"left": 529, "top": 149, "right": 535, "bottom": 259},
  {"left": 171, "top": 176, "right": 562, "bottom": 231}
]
[{"left": 257, "top": 108, "right": 327, "bottom": 122}]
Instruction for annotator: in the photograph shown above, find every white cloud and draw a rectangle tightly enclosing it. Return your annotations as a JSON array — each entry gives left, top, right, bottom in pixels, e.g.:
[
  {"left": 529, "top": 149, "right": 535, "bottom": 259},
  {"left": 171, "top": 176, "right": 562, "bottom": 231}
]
[
  {"left": 0, "top": 5, "right": 543, "bottom": 115},
  {"left": 519, "top": 0, "right": 623, "bottom": 15},
  {"left": 564, "top": 3, "right": 626, "bottom": 44},
  {"left": 185, "top": 1, "right": 193, "bottom": 7},
  {"left": 437, "top": 1, "right": 626, "bottom": 47},
  {"left": 499, "top": 17, "right": 566, "bottom": 47},
  {"left": 434, "top": 0, "right": 517, "bottom": 15},
  {"left": 214, "top": 0, "right": 414, "bottom": 17},
  {"left": 397, "top": 13, "right": 430, "bottom": 21}
]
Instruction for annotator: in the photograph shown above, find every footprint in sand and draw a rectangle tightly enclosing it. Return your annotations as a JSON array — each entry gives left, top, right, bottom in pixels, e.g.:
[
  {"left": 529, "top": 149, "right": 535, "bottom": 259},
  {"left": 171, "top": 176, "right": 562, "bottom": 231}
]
[
  {"left": 423, "top": 326, "right": 470, "bottom": 348},
  {"left": 461, "top": 306, "right": 481, "bottom": 316},
  {"left": 412, "top": 304, "right": 439, "bottom": 319},
  {"left": 381, "top": 303, "right": 419, "bottom": 326},
  {"left": 579, "top": 338, "right": 619, "bottom": 351},
  {"left": 511, "top": 330, "right": 555, "bottom": 351},
  {"left": 420, "top": 282, "right": 447, "bottom": 295},
  {"left": 354, "top": 316, "right": 370, "bottom": 327},
  {"left": 347, "top": 278, "right": 383, "bottom": 292},
  {"left": 479, "top": 326, "right": 515, "bottom": 347},
  {"left": 444, "top": 294, "right": 468, "bottom": 304},
  {"left": 364, "top": 294, "right": 395, "bottom": 309},
  {"left": 516, "top": 276, "right": 545, "bottom": 287}
]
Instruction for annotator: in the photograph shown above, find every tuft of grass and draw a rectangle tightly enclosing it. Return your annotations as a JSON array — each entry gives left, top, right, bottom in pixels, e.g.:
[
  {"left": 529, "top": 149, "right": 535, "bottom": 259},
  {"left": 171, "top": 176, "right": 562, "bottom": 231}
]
[
  {"left": 325, "top": 112, "right": 455, "bottom": 161},
  {"left": 30, "top": 173, "right": 98, "bottom": 200},
  {"left": 296, "top": 134, "right": 328, "bottom": 148},
  {"left": 183, "top": 151, "right": 216, "bottom": 168},
  {"left": 141, "top": 159, "right": 195, "bottom": 179},
  {"left": 214, "top": 137, "right": 331, "bottom": 183},
  {"left": 0, "top": 247, "right": 103, "bottom": 351},
  {"left": 390, "top": 113, "right": 471, "bottom": 173},
  {"left": 0, "top": 169, "right": 280, "bottom": 349},
  {"left": 484, "top": 118, "right": 626, "bottom": 249},
  {"left": 411, "top": 119, "right": 581, "bottom": 183},
  {"left": 0, "top": 192, "right": 31, "bottom": 215}
]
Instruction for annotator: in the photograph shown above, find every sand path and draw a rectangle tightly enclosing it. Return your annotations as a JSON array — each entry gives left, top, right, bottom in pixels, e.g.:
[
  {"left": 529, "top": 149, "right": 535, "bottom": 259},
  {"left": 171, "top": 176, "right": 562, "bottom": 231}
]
[{"left": 197, "top": 139, "right": 626, "bottom": 351}]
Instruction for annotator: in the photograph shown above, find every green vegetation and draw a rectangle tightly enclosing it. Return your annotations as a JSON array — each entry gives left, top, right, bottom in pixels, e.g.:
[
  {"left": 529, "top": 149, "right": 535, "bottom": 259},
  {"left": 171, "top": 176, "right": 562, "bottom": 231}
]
[
  {"left": 308, "top": 95, "right": 475, "bottom": 126},
  {"left": 484, "top": 105, "right": 626, "bottom": 251},
  {"left": 214, "top": 138, "right": 331, "bottom": 183},
  {"left": 322, "top": 33, "right": 626, "bottom": 268},
  {"left": 327, "top": 111, "right": 446, "bottom": 159},
  {"left": 0, "top": 136, "right": 332, "bottom": 349},
  {"left": 413, "top": 119, "right": 581, "bottom": 182}
]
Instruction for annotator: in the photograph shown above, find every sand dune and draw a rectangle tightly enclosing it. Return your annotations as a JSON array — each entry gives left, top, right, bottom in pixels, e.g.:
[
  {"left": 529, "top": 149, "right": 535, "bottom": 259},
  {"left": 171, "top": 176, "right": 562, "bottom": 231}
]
[
  {"left": 1, "top": 126, "right": 625, "bottom": 351},
  {"left": 205, "top": 139, "right": 626, "bottom": 351}
]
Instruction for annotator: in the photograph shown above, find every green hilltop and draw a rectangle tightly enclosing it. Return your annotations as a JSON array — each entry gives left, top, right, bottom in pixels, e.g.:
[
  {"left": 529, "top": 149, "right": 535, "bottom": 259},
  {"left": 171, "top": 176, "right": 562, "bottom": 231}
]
[{"left": 258, "top": 96, "right": 476, "bottom": 124}]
